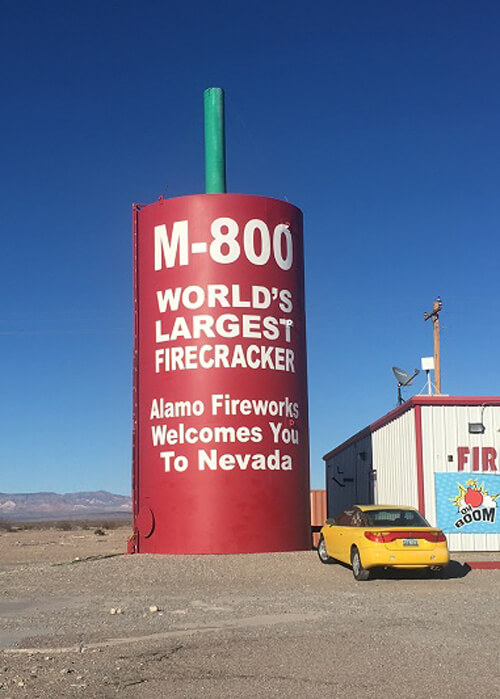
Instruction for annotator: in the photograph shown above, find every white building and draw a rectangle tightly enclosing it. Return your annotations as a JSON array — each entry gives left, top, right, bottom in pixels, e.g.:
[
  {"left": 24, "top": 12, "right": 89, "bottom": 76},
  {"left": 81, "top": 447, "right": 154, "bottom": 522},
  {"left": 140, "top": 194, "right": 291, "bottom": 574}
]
[{"left": 323, "top": 396, "right": 500, "bottom": 552}]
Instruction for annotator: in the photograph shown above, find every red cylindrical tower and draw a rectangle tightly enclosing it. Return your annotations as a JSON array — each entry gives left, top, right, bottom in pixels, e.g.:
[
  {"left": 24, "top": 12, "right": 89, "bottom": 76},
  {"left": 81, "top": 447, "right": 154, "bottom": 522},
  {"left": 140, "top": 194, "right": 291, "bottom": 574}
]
[{"left": 132, "top": 193, "right": 310, "bottom": 553}]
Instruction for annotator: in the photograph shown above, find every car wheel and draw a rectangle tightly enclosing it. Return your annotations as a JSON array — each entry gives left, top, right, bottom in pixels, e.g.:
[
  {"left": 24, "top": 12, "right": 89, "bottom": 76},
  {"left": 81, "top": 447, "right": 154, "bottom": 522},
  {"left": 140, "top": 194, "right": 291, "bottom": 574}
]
[
  {"left": 317, "top": 535, "right": 335, "bottom": 564},
  {"left": 351, "top": 547, "right": 371, "bottom": 581}
]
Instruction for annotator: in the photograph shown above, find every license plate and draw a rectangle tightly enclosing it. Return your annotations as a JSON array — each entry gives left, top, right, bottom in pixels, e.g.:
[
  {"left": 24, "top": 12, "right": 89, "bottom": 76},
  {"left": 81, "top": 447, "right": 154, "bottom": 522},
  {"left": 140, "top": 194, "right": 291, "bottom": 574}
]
[{"left": 403, "top": 538, "right": 419, "bottom": 546}]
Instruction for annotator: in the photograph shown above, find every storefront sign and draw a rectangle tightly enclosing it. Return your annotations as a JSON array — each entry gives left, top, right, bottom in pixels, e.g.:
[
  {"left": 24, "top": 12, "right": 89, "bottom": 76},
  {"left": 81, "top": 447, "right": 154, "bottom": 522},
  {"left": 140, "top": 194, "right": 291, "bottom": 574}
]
[
  {"left": 435, "top": 473, "right": 500, "bottom": 533},
  {"left": 457, "top": 446, "right": 497, "bottom": 471}
]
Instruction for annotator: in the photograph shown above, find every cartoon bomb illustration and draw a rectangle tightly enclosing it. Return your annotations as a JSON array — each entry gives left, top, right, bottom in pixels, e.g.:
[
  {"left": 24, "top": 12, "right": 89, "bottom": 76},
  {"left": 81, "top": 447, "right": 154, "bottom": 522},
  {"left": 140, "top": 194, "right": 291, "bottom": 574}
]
[{"left": 451, "top": 478, "right": 499, "bottom": 529}]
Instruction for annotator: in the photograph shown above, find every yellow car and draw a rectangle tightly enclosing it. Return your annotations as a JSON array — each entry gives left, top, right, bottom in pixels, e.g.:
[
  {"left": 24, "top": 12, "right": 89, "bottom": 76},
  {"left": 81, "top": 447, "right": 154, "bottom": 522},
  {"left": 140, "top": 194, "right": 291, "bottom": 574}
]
[{"left": 317, "top": 505, "right": 450, "bottom": 581}]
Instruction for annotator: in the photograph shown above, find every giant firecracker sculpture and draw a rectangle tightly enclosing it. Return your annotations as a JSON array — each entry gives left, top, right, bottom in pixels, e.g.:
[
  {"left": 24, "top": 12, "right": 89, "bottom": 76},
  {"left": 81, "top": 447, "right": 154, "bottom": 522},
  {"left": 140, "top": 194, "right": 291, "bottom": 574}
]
[{"left": 130, "top": 89, "right": 310, "bottom": 554}]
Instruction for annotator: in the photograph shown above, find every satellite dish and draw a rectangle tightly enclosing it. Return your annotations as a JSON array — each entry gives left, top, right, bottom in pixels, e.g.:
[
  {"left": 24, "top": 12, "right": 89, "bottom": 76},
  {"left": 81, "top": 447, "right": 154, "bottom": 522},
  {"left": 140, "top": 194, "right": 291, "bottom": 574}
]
[
  {"left": 392, "top": 366, "right": 420, "bottom": 405},
  {"left": 392, "top": 366, "right": 417, "bottom": 386}
]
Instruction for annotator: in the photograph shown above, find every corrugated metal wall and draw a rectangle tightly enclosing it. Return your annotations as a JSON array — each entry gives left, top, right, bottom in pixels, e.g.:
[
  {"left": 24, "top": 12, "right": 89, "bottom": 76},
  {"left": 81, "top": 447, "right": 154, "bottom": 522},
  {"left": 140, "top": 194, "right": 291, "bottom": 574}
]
[
  {"left": 372, "top": 409, "right": 418, "bottom": 508},
  {"left": 421, "top": 404, "right": 500, "bottom": 552},
  {"left": 325, "top": 433, "right": 374, "bottom": 519}
]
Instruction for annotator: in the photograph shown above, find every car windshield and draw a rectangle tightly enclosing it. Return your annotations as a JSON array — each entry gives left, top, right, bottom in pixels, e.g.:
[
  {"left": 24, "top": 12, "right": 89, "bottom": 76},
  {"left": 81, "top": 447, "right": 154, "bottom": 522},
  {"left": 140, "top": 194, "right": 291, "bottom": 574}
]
[{"left": 363, "top": 509, "right": 429, "bottom": 527}]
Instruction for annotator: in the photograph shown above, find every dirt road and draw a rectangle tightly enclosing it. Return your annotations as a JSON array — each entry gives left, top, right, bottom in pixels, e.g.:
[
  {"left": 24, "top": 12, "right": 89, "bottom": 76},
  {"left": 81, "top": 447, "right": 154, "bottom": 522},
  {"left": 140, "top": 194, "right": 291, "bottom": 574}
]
[{"left": 1, "top": 527, "right": 499, "bottom": 697}]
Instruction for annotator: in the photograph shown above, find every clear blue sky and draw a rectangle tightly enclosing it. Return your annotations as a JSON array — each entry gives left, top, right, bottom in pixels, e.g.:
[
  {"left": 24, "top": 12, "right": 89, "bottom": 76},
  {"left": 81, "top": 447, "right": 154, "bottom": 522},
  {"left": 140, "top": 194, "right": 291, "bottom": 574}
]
[{"left": 1, "top": 1, "right": 499, "bottom": 494}]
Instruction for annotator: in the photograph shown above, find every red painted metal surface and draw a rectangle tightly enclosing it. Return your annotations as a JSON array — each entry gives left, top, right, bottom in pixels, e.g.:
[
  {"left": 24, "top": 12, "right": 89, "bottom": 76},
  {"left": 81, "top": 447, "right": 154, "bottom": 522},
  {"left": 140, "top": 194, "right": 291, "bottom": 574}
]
[
  {"left": 414, "top": 405, "right": 426, "bottom": 517},
  {"left": 132, "top": 194, "right": 310, "bottom": 554},
  {"left": 310, "top": 490, "right": 327, "bottom": 547}
]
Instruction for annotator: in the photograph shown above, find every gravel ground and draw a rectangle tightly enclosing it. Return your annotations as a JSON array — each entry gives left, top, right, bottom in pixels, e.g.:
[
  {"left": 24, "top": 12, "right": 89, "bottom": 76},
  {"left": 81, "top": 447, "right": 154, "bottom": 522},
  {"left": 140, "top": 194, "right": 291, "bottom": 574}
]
[{"left": 1, "top": 527, "right": 499, "bottom": 698}]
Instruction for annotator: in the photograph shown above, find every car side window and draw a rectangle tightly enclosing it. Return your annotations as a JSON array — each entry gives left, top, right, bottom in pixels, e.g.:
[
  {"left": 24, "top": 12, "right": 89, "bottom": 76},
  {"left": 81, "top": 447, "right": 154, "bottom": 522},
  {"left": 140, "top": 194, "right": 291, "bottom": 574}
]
[
  {"left": 359, "top": 512, "right": 370, "bottom": 527},
  {"left": 351, "top": 510, "right": 364, "bottom": 527},
  {"left": 335, "top": 510, "right": 355, "bottom": 526}
]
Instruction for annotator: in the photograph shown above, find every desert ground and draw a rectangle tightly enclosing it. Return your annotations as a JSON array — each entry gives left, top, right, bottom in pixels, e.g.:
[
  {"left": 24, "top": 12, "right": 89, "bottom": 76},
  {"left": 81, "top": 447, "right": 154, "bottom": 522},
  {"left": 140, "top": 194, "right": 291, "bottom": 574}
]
[{"left": 1, "top": 524, "right": 499, "bottom": 698}]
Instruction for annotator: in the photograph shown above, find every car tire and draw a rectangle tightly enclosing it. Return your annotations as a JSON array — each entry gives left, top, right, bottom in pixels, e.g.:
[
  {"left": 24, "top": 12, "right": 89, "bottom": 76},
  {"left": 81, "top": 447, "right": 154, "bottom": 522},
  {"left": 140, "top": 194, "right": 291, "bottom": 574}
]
[
  {"left": 317, "top": 535, "right": 335, "bottom": 564},
  {"left": 351, "top": 547, "right": 371, "bottom": 581}
]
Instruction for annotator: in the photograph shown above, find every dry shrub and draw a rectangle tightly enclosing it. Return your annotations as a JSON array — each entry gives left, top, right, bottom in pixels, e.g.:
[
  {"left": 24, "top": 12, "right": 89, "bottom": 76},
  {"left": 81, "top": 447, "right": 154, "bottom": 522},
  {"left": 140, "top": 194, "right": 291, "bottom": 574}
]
[{"left": 0, "top": 517, "right": 131, "bottom": 532}]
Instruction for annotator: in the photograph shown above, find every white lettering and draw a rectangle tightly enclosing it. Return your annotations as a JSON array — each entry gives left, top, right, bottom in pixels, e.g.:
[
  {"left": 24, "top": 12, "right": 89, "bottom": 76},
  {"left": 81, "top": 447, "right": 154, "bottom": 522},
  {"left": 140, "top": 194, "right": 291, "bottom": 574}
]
[{"left": 154, "top": 221, "right": 188, "bottom": 270}]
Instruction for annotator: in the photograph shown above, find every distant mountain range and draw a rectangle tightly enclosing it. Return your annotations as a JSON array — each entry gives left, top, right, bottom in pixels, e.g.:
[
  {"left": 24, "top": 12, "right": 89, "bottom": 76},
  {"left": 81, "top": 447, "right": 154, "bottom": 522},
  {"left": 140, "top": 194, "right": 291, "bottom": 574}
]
[{"left": 0, "top": 491, "right": 132, "bottom": 521}]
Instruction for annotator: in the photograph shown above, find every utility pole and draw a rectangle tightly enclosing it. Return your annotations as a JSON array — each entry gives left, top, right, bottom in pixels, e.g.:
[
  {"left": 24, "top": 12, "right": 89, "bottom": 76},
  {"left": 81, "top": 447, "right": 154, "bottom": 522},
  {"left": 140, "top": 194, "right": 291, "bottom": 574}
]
[{"left": 424, "top": 297, "right": 443, "bottom": 394}]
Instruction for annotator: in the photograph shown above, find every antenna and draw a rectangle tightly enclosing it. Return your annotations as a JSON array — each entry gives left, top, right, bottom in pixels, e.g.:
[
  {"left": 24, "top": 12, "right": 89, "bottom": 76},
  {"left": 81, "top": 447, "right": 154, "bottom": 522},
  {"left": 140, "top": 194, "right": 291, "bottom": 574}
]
[
  {"left": 392, "top": 366, "right": 420, "bottom": 405},
  {"left": 424, "top": 297, "right": 442, "bottom": 394}
]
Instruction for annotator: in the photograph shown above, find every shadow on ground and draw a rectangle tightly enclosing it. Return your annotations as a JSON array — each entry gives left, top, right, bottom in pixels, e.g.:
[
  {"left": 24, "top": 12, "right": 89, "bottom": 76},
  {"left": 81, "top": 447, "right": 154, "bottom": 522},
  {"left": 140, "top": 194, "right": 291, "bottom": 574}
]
[
  {"left": 316, "top": 551, "right": 472, "bottom": 581},
  {"left": 371, "top": 560, "right": 471, "bottom": 580}
]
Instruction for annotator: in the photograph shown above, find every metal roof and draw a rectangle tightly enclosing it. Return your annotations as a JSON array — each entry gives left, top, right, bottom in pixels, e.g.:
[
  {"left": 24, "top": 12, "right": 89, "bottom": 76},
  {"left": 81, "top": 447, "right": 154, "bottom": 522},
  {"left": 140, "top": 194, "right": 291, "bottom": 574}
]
[{"left": 323, "top": 395, "right": 500, "bottom": 461}]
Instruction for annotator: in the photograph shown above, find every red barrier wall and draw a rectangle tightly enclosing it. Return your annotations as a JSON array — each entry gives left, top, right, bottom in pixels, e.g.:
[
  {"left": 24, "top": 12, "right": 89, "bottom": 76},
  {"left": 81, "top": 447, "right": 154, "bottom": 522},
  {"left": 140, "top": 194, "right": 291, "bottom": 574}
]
[
  {"left": 132, "top": 194, "right": 310, "bottom": 553},
  {"left": 310, "top": 490, "right": 327, "bottom": 548}
]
